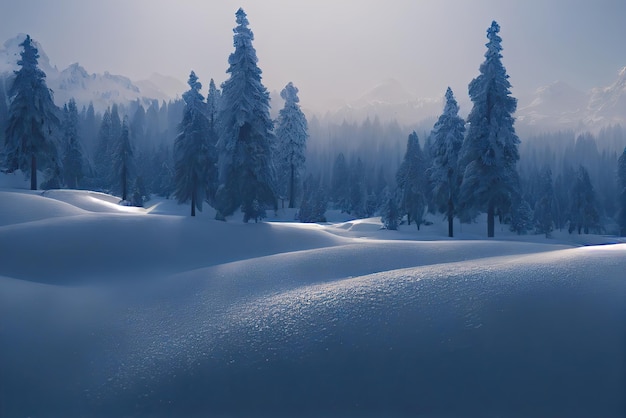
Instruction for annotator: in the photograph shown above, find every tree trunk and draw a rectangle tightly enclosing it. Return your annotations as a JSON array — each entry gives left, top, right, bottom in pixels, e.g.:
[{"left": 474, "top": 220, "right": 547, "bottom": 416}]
[
  {"left": 288, "top": 164, "right": 295, "bottom": 209},
  {"left": 191, "top": 190, "right": 196, "bottom": 217},
  {"left": 487, "top": 201, "right": 495, "bottom": 237},
  {"left": 448, "top": 198, "right": 454, "bottom": 238},
  {"left": 30, "top": 154, "right": 37, "bottom": 190}
]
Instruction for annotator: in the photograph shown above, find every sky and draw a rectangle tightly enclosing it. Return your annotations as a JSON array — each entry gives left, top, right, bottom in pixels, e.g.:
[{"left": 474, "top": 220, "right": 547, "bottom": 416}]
[{"left": 1, "top": 0, "right": 625, "bottom": 111}]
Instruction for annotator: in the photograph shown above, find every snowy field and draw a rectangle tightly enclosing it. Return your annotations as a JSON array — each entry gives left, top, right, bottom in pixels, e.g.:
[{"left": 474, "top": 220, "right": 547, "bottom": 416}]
[{"left": 1, "top": 176, "right": 625, "bottom": 417}]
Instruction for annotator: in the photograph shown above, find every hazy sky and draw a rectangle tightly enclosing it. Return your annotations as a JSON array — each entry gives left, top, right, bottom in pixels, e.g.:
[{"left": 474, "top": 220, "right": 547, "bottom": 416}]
[{"left": 1, "top": 0, "right": 625, "bottom": 111}]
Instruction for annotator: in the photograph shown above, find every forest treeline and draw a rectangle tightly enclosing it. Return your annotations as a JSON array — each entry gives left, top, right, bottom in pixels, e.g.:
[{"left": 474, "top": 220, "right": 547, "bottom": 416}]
[{"left": 1, "top": 13, "right": 626, "bottom": 236}]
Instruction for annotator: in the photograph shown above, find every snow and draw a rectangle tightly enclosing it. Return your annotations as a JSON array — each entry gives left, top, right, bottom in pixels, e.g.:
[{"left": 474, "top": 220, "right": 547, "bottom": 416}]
[{"left": 0, "top": 185, "right": 624, "bottom": 417}]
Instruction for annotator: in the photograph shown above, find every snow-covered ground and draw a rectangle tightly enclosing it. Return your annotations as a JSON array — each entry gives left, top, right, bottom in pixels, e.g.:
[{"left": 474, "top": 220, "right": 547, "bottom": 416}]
[{"left": 0, "top": 179, "right": 624, "bottom": 417}]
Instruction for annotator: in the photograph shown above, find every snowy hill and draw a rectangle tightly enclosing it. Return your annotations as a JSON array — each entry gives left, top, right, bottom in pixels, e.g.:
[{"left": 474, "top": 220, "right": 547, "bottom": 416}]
[
  {"left": 0, "top": 182, "right": 624, "bottom": 417},
  {"left": 0, "top": 34, "right": 183, "bottom": 112}
]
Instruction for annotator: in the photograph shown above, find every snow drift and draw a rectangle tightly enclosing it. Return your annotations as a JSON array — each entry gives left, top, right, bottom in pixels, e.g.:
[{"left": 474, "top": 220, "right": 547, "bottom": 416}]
[{"left": 0, "top": 188, "right": 624, "bottom": 417}]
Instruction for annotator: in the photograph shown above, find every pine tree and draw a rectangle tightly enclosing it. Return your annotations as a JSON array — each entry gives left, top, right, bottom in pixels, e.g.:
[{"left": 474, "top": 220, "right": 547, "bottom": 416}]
[
  {"left": 349, "top": 157, "right": 367, "bottom": 218},
  {"left": 381, "top": 189, "right": 400, "bottom": 230},
  {"left": 298, "top": 174, "right": 328, "bottom": 223},
  {"left": 62, "top": 98, "right": 84, "bottom": 189},
  {"left": 112, "top": 116, "right": 134, "bottom": 201},
  {"left": 275, "top": 82, "right": 308, "bottom": 208},
  {"left": 459, "top": 21, "right": 521, "bottom": 237},
  {"left": 428, "top": 87, "right": 466, "bottom": 237},
  {"left": 174, "top": 71, "right": 217, "bottom": 216},
  {"left": 568, "top": 165, "right": 599, "bottom": 234},
  {"left": 397, "top": 131, "right": 427, "bottom": 229},
  {"left": 216, "top": 8, "right": 276, "bottom": 221},
  {"left": 509, "top": 197, "right": 533, "bottom": 235},
  {"left": 94, "top": 107, "right": 113, "bottom": 188},
  {"left": 206, "top": 79, "right": 221, "bottom": 131},
  {"left": 618, "top": 147, "right": 626, "bottom": 236},
  {"left": 331, "top": 152, "right": 350, "bottom": 212},
  {"left": 534, "top": 166, "right": 555, "bottom": 237},
  {"left": 4, "top": 35, "right": 60, "bottom": 190}
]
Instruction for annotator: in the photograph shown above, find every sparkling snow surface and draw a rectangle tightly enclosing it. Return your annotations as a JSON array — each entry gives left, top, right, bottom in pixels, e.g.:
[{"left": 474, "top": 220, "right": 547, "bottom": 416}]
[{"left": 0, "top": 186, "right": 624, "bottom": 417}]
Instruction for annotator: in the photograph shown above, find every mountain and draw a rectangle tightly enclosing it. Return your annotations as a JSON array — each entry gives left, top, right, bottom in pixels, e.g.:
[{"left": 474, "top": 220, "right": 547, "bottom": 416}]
[
  {"left": 516, "top": 81, "right": 589, "bottom": 131},
  {"left": 586, "top": 66, "right": 626, "bottom": 127},
  {"left": 516, "top": 68, "right": 626, "bottom": 133},
  {"left": 324, "top": 79, "right": 448, "bottom": 126},
  {"left": 0, "top": 34, "right": 183, "bottom": 113}
]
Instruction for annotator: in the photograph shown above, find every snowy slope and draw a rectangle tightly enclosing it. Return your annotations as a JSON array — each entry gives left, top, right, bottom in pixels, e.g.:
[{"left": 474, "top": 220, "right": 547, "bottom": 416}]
[{"left": 0, "top": 188, "right": 624, "bottom": 417}]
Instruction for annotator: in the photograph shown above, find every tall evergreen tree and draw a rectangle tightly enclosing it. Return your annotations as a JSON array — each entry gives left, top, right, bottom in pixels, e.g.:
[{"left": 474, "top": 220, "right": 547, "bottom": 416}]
[
  {"left": 216, "top": 8, "right": 276, "bottom": 222},
  {"left": 4, "top": 35, "right": 60, "bottom": 190},
  {"left": 174, "top": 71, "right": 216, "bottom": 216},
  {"left": 428, "top": 87, "right": 466, "bottom": 237},
  {"left": 459, "top": 21, "right": 521, "bottom": 237},
  {"left": 397, "top": 131, "right": 427, "bottom": 229},
  {"left": 62, "top": 99, "right": 84, "bottom": 189},
  {"left": 206, "top": 79, "right": 221, "bottom": 130},
  {"left": 298, "top": 174, "right": 327, "bottom": 223},
  {"left": 568, "top": 165, "right": 599, "bottom": 234},
  {"left": 112, "top": 116, "right": 134, "bottom": 201},
  {"left": 349, "top": 157, "right": 367, "bottom": 218},
  {"left": 618, "top": 147, "right": 626, "bottom": 236},
  {"left": 331, "top": 152, "right": 350, "bottom": 212},
  {"left": 534, "top": 166, "right": 555, "bottom": 237},
  {"left": 275, "top": 82, "right": 308, "bottom": 208},
  {"left": 94, "top": 107, "right": 113, "bottom": 188}
]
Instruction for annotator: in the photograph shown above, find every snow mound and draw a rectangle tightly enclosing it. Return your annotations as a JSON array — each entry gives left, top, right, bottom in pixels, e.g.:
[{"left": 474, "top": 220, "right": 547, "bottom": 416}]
[{"left": 0, "top": 185, "right": 624, "bottom": 417}]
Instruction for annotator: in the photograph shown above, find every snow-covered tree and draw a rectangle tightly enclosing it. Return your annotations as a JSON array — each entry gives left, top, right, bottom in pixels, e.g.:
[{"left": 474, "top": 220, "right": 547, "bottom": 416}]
[
  {"left": 534, "top": 166, "right": 555, "bottom": 237},
  {"left": 618, "top": 147, "right": 626, "bottom": 236},
  {"left": 459, "top": 21, "right": 521, "bottom": 237},
  {"left": 112, "top": 116, "right": 134, "bottom": 201},
  {"left": 275, "top": 82, "right": 308, "bottom": 208},
  {"left": 568, "top": 165, "right": 599, "bottom": 234},
  {"left": 174, "top": 71, "right": 217, "bottom": 216},
  {"left": 94, "top": 107, "right": 113, "bottom": 188},
  {"left": 62, "top": 98, "right": 84, "bottom": 189},
  {"left": 397, "top": 131, "right": 427, "bottom": 229},
  {"left": 216, "top": 8, "right": 276, "bottom": 221},
  {"left": 206, "top": 78, "right": 221, "bottom": 131},
  {"left": 380, "top": 189, "right": 400, "bottom": 230},
  {"left": 298, "top": 174, "right": 327, "bottom": 223},
  {"left": 509, "top": 197, "right": 533, "bottom": 235},
  {"left": 428, "top": 87, "right": 465, "bottom": 237},
  {"left": 4, "top": 35, "right": 60, "bottom": 190},
  {"left": 331, "top": 152, "right": 350, "bottom": 212}
]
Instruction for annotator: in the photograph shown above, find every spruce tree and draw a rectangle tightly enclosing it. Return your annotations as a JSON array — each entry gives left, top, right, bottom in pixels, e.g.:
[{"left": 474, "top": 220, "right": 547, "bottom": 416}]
[
  {"left": 397, "top": 131, "right": 427, "bottom": 229},
  {"left": 349, "top": 157, "right": 367, "bottom": 218},
  {"left": 174, "top": 71, "right": 216, "bottom": 216},
  {"left": 4, "top": 35, "right": 60, "bottom": 190},
  {"left": 112, "top": 116, "right": 134, "bottom": 201},
  {"left": 298, "top": 174, "right": 328, "bottom": 223},
  {"left": 216, "top": 8, "right": 276, "bottom": 221},
  {"left": 331, "top": 152, "right": 350, "bottom": 212},
  {"left": 429, "top": 87, "right": 465, "bottom": 237},
  {"left": 62, "top": 99, "right": 84, "bottom": 189},
  {"left": 568, "top": 165, "right": 599, "bottom": 234},
  {"left": 534, "top": 166, "right": 555, "bottom": 237},
  {"left": 459, "top": 21, "right": 521, "bottom": 237},
  {"left": 381, "top": 189, "right": 400, "bottom": 231},
  {"left": 618, "top": 147, "right": 626, "bottom": 236},
  {"left": 94, "top": 107, "right": 113, "bottom": 188},
  {"left": 275, "top": 82, "right": 308, "bottom": 208}
]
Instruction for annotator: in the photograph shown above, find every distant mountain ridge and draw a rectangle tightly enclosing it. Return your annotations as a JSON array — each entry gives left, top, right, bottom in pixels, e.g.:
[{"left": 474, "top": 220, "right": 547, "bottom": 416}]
[
  {"left": 1, "top": 34, "right": 624, "bottom": 132},
  {"left": 0, "top": 34, "right": 185, "bottom": 112}
]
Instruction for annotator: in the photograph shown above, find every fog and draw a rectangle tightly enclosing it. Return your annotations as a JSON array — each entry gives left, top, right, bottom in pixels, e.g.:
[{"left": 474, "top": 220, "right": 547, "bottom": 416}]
[{"left": 1, "top": 0, "right": 625, "bottom": 112}]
